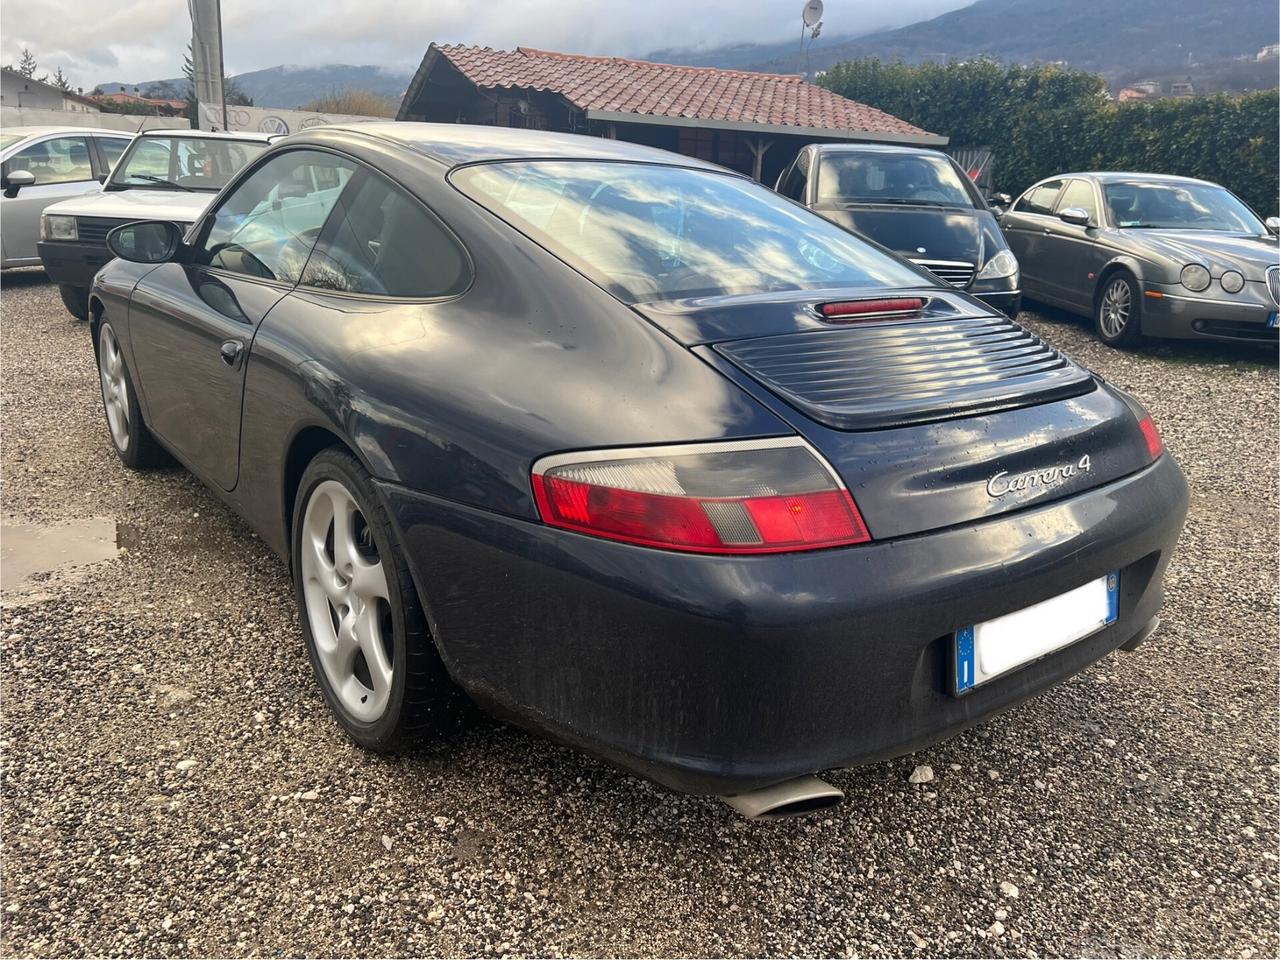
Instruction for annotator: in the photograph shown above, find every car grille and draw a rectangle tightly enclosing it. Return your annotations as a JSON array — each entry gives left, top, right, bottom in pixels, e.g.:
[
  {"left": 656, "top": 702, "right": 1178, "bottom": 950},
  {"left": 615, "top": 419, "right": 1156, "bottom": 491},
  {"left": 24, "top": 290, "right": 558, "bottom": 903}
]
[
  {"left": 1268, "top": 265, "right": 1279, "bottom": 306},
  {"left": 911, "top": 258, "right": 975, "bottom": 288},
  {"left": 75, "top": 217, "right": 132, "bottom": 246},
  {"left": 715, "top": 314, "right": 1094, "bottom": 431}
]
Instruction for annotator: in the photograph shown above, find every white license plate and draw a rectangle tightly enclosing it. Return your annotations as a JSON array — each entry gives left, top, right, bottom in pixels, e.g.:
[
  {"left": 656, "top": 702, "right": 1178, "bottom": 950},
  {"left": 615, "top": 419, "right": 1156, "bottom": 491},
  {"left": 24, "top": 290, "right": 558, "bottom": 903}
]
[{"left": 953, "top": 571, "right": 1119, "bottom": 695}]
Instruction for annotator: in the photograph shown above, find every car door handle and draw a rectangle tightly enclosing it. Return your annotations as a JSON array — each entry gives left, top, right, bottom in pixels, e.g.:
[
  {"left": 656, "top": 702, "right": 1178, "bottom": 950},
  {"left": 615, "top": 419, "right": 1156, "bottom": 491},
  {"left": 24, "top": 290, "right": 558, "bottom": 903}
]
[
  {"left": 1042, "top": 227, "right": 1052, "bottom": 235},
  {"left": 220, "top": 339, "right": 245, "bottom": 367}
]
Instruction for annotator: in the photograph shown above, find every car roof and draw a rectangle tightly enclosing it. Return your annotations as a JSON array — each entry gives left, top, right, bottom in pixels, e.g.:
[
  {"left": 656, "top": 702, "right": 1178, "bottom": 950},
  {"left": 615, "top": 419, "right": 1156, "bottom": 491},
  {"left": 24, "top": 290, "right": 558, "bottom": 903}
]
[
  {"left": 807, "top": 143, "right": 948, "bottom": 158},
  {"left": 4, "top": 126, "right": 135, "bottom": 140},
  {"left": 135, "top": 128, "right": 276, "bottom": 143},
  {"left": 1048, "top": 171, "right": 1220, "bottom": 188},
  {"left": 289, "top": 121, "right": 730, "bottom": 172}
]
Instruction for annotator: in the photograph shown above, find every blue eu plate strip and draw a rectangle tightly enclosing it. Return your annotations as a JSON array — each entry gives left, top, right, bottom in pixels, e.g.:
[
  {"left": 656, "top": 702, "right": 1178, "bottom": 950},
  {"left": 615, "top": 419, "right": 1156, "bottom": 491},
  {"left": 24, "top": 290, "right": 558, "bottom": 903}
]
[
  {"left": 1106, "top": 570, "right": 1120, "bottom": 624},
  {"left": 1268, "top": 312, "right": 1278, "bottom": 329},
  {"left": 954, "top": 625, "right": 975, "bottom": 694}
]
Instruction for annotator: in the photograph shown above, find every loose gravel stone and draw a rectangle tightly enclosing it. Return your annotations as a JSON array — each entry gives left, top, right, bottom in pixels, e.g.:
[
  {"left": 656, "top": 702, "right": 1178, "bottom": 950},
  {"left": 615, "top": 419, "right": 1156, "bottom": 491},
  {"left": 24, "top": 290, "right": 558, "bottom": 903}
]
[
  {"left": 909, "top": 764, "right": 934, "bottom": 784},
  {"left": 1, "top": 276, "right": 1276, "bottom": 957}
]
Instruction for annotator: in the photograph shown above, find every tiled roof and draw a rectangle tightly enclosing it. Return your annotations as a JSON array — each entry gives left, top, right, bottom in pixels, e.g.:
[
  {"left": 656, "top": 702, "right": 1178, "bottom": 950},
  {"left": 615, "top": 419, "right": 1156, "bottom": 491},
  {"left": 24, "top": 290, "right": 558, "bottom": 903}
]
[{"left": 420, "top": 44, "right": 941, "bottom": 141}]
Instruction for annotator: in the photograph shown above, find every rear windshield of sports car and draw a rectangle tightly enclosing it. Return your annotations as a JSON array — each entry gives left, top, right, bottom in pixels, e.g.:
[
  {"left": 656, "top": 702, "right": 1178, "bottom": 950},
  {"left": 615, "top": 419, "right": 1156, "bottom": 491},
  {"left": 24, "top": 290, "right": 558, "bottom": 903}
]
[
  {"left": 109, "top": 136, "right": 269, "bottom": 192},
  {"left": 453, "top": 160, "right": 926, "bottom": 302}
]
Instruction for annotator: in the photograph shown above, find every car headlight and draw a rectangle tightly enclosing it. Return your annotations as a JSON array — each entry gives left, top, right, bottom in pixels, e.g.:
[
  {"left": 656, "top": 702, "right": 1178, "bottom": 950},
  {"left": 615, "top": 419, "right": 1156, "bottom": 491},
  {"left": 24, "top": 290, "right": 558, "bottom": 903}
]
[
  {"left": 41, "top": 214, "right": 77, "bottom": 242},
  {"left": 1220, "top": 270, "right": 1245, "bottom": 294},
  {"left": 1180, "top": 263, "right": 1211, "bottom": 292},
  {"left": 976, "top": 248, "right": 1019, "bottom": 281}
]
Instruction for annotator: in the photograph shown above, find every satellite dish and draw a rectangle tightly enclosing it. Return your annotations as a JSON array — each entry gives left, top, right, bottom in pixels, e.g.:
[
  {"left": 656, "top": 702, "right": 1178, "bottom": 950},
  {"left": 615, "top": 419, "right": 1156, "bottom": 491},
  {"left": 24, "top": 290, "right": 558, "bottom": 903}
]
[{"left": 802, "top": 0, "right": 824, "bottom": 27}]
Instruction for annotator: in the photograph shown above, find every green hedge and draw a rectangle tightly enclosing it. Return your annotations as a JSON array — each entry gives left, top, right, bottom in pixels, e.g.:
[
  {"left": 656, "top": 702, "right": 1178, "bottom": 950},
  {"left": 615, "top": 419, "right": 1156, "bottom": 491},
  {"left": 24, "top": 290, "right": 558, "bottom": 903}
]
[{"left": 819, "top": 59, "right": 1280, "bottom": 216}]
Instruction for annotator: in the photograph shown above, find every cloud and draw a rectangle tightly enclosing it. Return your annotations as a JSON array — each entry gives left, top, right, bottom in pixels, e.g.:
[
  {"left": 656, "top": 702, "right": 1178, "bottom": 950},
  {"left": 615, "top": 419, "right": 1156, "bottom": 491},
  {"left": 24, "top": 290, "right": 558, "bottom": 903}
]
[{"left": 2, "top": 0, "right": 970, "bottom": 90}]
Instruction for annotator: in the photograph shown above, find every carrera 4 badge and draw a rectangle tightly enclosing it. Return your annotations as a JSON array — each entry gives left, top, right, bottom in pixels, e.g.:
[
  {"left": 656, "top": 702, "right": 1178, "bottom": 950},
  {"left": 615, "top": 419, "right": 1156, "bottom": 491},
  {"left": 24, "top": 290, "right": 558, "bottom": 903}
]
[{"left": 987, "top": 455, "right": 1092, "bottom": 498}]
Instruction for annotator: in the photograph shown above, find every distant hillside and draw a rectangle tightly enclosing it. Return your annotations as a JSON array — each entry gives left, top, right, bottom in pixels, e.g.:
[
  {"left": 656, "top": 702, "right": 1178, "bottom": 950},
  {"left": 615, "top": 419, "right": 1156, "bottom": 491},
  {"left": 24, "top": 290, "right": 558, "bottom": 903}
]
[
  {"left": 98, "top": 64, "right": 412, "bottom": 110},
  {"left": 743, "top": 0, "right": 1278, "bottom": 86},
  {"left": 647, "top": 33, "right": 862, "bottom": 72}
]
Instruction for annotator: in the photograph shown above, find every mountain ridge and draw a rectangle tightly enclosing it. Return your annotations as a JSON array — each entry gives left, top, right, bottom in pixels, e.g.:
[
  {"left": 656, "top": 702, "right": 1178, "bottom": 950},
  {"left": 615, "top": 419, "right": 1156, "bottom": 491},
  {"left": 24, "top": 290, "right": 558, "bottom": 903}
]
[
  {"left": 97, "top": 0, "right": 1279, "bottom": 110},
  {"left": 737, "top": 0, "right": 1278, "bottom": 88},
  {"left": 97, "top": 63, "right": 412, "bottom": 109}
]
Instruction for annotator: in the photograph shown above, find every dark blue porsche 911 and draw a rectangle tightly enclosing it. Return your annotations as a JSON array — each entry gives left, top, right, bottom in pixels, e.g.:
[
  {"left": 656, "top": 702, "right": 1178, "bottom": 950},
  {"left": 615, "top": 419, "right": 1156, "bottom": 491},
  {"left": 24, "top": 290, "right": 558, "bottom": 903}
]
[{"left": 88, "top": 123, "right": 1187, "bottom": 818}]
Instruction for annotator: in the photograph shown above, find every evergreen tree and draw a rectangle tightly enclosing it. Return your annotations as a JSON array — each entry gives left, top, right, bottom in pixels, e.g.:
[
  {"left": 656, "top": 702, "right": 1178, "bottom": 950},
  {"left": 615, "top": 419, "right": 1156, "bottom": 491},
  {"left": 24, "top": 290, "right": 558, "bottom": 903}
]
[{"left": 17, "top": 47, "right": 42, "bottom": 81}]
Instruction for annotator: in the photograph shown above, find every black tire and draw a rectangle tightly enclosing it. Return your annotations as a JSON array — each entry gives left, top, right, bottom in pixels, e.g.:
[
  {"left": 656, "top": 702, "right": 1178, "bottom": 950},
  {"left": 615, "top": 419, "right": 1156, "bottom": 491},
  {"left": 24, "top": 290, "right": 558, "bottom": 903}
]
[
  {"left": 1095, "top": 271, "right": 1143, "bottom": 348},
  {"left": 59, "top": 283, "right": 89, "bottom": 321},
  {"left": 96, "top": 319, "right": 168, "bottom": 469},
  {"left": 291, "top": 448, "right": 463, "bottom": 750}
]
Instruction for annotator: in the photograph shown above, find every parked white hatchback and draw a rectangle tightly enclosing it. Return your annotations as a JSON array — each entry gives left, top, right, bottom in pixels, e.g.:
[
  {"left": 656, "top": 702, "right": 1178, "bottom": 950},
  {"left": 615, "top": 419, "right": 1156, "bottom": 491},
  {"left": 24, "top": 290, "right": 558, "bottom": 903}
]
[
  {"left": 38, "top": 128, "right": 273, "bottom": 318},
  {"left": 1, "top": 126, "right": 134, "bottom": 270}
]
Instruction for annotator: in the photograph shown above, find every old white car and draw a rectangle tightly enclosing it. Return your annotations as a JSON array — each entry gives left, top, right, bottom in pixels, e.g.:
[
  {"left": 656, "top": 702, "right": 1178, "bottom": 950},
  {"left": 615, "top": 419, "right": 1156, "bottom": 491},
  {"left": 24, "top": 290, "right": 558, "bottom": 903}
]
[{"left": 38, "top": 128, "right": 273, "bottom": 318}]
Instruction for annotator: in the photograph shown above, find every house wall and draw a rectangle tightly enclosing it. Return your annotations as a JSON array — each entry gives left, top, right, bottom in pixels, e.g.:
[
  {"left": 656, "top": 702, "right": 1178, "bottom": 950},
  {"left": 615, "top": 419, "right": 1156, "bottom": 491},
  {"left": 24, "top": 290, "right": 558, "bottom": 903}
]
[
  {"left": 0, "top": 106, "right": 188, "bottom": 131},
  {"left": 2, "top": 72, "right": 74, "bottom": 110}
]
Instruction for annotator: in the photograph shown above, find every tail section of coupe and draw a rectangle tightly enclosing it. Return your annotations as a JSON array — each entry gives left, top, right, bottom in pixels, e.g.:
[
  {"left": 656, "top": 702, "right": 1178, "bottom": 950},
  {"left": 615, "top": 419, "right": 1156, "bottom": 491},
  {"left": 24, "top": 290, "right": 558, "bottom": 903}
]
[{"left": 85, "top": 122, "right": 1188, "bottom": 815}]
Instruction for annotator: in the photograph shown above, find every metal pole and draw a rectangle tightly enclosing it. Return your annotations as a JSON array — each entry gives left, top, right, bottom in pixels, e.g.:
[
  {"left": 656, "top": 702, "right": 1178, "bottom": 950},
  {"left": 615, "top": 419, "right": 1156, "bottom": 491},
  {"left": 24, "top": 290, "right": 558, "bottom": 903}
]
[{"left": 215, "top": 0, "right": 228, "bottom": 130}]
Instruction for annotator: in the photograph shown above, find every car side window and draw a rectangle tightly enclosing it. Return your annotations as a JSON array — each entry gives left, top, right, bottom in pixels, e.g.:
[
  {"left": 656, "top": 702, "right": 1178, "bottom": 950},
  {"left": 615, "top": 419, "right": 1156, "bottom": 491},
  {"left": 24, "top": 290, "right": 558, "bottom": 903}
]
[
  {"left": 2, "top": 136, "right": 93, "bottom": 185},
  {"left": 300, "top": 171, "right": 469, "bottom": 298},
  {"left": 1014, "top": 180, "right": 1064, "bottom": 216},
  {"left": 192, "top": 150, "right": 357, "bottom": 284},
  {"left": 95, "top": 137, "right": 131, "bottom": 173},
  {"left": 1055, "top": 179, "right": 1098, "bottom": 223},
  {"left": 778, "top": 157, "right": 807, "bottom": 202}
]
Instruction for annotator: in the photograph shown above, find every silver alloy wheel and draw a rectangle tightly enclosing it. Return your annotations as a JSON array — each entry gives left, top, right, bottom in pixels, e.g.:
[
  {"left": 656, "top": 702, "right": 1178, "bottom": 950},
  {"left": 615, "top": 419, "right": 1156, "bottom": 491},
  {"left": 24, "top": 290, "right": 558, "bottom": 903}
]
[
  {"left": 1099, "top": 278, "right": 1132, "bottom": 339},
  {"left": 300, "top": 479, "right": 394, "bottom": 722},
  {"left": 98, "top": 324, "right": 130, "bottom": 452}
]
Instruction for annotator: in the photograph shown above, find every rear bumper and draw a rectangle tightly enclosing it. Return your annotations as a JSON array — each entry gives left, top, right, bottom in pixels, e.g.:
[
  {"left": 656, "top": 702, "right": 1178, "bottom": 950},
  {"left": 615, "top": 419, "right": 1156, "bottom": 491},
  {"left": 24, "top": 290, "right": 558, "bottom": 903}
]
[
  {"left": 37, "top": 240, "right": 109, "bottom": 288},
  {"left": 1141, "top": 283, "right": 1278, "bottom": 343},
  {"left": 380, "top": 453, "right": 1188, "bottom": 796}
]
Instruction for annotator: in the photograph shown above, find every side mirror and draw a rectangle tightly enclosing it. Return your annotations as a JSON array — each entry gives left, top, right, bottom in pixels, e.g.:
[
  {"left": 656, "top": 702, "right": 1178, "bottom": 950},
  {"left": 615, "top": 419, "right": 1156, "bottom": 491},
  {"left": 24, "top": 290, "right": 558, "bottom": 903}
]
[
  {"left": 3, "top": 169, "right": 36, "bottom": 198},
  {"left": 1266, "top": 216, "right": 1280, "bottom": 236},
  {"left": 1059, "top": 207, "right": 1091, "bottom": 227},
  {"left": 106, "top": 220, "right": 184, "bottom": 264},
  {"left": 989, "top": 192, "right": 1012, "bottom": 209}
]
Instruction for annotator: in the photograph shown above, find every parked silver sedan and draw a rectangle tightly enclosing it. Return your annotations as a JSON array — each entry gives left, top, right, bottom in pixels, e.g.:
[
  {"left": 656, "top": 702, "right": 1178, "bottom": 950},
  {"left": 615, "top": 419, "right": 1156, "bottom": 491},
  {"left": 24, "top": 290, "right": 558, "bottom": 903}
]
[
  {"left": 1001, "top": 172, "right": 1279, "bottom": 347},
  {"left": 1, "top": 127, "right": 134, "bottom": 268}
]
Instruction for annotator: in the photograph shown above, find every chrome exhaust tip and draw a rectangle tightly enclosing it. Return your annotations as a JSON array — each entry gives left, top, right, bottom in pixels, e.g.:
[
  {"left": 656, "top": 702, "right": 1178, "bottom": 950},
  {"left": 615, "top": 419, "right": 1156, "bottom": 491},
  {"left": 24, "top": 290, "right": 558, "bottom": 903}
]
[{"left": 719, "top": 775, "right": 844, "bottom": 820}]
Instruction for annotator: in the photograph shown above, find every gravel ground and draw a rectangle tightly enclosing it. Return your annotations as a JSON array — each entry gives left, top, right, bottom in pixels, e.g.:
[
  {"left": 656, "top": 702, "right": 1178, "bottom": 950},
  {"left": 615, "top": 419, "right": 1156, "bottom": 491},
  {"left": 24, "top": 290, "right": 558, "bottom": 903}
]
[{"left": 1, "top": 271, "right": 1276, "bottom": 958}]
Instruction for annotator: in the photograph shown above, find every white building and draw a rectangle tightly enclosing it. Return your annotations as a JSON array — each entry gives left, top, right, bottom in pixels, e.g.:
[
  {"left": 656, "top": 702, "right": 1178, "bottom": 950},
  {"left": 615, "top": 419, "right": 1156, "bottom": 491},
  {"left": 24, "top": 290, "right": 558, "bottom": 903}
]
[{"left": 1, "top": 68, "right": 99, "bottom": 113}]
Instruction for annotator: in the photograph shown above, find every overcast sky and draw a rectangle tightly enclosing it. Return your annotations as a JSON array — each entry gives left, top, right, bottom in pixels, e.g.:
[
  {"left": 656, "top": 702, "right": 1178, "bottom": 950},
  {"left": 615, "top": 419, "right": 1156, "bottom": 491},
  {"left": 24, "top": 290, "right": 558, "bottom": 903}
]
[{"left": 2, "top": 0, "right": 971, "bottom": 90}]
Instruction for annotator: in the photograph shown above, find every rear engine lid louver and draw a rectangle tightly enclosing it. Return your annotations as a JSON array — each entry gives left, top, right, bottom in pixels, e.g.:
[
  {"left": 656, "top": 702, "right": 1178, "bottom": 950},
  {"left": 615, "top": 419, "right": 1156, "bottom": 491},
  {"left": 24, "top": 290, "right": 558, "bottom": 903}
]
[{"left": 714, "top": 314, "right": 1094, "bottom": 431}]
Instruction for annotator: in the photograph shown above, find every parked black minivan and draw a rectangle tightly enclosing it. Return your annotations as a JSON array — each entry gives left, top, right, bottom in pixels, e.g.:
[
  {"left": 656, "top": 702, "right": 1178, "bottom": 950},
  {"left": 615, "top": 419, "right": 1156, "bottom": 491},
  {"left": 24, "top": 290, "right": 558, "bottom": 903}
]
[{"left": 777, "top": 143, "right": 1021, "bottom": 317}]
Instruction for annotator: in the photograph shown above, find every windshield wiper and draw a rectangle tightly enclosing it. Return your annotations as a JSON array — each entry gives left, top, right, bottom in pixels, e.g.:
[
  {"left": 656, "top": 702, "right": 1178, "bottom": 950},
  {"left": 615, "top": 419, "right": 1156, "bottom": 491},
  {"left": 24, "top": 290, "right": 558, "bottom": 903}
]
[{"left": 128, "top": 174, "right": 193, "bottom": 192}]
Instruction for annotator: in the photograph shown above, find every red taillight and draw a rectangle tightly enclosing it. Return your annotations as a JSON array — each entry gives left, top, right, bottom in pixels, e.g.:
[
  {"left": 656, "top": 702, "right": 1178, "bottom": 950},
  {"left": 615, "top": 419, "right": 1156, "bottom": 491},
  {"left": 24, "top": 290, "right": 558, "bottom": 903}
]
[
  {"left": 531, "top": 439, "right": 871, "bottom": 554},
  {"left": 819, "top": 298, "right": 925, "bottom": 321},
  {"left": 1138, "top": 415, "right": 1163, "bottom": 461}
]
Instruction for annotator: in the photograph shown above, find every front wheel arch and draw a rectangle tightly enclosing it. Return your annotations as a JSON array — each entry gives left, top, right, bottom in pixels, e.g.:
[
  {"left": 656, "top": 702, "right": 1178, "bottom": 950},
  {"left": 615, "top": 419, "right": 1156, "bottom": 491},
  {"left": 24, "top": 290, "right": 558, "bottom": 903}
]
[{"left": 1093, "top": 257, "right": 1147, "bottom": 306}]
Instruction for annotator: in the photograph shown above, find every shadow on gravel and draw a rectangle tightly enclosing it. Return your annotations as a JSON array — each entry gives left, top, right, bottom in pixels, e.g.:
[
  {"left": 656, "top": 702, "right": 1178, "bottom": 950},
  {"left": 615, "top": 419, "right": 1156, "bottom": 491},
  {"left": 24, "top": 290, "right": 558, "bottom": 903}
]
[
  {"left": 0, "top": 268, "right": 53, "bottom": 290},
  {"left": 1021, "top": 299, "right": 1278, "bottom": 369}
]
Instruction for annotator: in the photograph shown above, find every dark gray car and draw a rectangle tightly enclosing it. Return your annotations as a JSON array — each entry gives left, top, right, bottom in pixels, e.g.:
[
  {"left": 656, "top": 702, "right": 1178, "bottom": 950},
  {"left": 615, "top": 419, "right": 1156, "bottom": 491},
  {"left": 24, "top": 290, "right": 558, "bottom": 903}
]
[
  {"left": 1001, "top": 172, "right": 1279, "bottom": 347},
  {"left": 778, "top": 144, "right": 1021, "bottom": 317},
  {"left": 86, "top": 123, "right": 1186, "bottom": 817}
]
